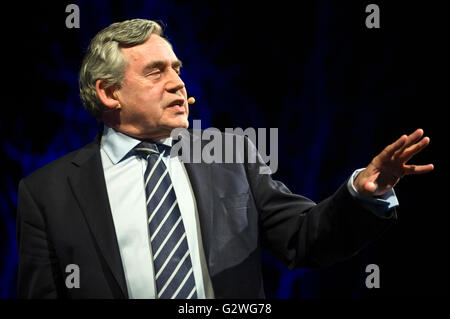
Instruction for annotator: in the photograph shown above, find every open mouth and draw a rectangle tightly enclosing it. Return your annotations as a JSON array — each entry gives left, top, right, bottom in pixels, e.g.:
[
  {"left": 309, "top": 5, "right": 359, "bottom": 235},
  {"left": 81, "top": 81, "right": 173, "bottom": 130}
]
[
  {"left": 166, "top": 99, "right": 186, "bottom": 113},
  {"left": 167, "top": 99, "right": 185, "bottom": 108},
  {"left": 167, "top": 99, "right": 186, "bottom": 113}
]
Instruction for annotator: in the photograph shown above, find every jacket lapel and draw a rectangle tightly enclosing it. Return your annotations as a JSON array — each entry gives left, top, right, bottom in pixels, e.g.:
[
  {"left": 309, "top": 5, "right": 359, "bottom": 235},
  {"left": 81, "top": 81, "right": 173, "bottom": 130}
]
[
  {"left": 183, "top": 162, "right": 214, "bottom": 269},
  {"left": 179, "top": 131, "right": 216, "bottom": 276},
  {"left": 67, "top": 135, "right": 128, "bottom": 298}
]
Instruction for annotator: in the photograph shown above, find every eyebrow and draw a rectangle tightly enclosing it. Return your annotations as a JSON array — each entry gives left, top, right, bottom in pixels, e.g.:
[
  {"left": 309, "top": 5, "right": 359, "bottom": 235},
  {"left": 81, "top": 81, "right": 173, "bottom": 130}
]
[{"left": 142, "top": 60, "right": 183, "bottom": 73}]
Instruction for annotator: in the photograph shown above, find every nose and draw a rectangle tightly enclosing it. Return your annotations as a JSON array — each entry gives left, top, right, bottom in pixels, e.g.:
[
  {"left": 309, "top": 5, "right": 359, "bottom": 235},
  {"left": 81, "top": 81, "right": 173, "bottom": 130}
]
[{"left": 165, "top": 68, "right": 185, "bottom": 94}]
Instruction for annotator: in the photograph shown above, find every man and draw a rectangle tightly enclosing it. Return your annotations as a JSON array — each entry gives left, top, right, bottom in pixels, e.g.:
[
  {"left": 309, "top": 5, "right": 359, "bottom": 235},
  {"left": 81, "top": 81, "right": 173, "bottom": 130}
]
[{"left": 16, "top": 19, "right": 433, "bottom": 299}]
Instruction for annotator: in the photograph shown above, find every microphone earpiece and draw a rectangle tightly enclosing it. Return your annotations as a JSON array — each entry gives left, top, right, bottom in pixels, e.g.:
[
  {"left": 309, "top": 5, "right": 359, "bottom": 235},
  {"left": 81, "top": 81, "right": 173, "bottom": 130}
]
[{"left": 187, "top": 97, "right": 196, "bottom": 104}]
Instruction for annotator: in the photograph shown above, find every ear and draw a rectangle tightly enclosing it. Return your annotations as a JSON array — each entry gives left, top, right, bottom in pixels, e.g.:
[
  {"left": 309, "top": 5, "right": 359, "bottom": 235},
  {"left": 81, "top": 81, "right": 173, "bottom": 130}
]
[{"left": 95, "top": 79, "right": 120, "bottom": 109}]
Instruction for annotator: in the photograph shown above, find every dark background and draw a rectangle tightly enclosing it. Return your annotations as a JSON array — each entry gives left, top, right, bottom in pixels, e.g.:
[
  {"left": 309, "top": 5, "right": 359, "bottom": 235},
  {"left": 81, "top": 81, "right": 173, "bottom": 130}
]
[{"left": 1, "top": 0, "right": 448, "bottom": 298}]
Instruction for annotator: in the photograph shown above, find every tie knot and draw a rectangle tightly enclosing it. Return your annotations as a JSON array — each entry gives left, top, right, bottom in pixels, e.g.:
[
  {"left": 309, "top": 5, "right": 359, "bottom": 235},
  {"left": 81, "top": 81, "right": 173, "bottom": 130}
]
[{"left": 134, "top": 141, "right": 170, "bottom": 158}]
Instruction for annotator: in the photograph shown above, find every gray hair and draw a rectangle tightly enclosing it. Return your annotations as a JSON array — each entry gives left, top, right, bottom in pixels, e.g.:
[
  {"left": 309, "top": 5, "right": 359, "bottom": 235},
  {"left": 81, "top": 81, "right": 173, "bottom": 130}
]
[{"left": 79, "top": 19, "right": 164, "bottom": 120}]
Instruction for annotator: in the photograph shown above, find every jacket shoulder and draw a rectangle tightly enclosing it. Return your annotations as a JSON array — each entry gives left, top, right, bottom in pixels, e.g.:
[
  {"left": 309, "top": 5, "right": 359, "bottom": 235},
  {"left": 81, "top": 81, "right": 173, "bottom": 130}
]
[{"left": 21, "top": 140, "right": 99, "bottom": 189}]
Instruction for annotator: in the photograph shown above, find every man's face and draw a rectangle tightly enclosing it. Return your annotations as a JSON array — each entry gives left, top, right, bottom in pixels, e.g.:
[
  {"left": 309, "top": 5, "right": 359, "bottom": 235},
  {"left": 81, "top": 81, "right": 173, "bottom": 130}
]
[{"left": 113, "top": 34, "right": 189, "bottom": 140}]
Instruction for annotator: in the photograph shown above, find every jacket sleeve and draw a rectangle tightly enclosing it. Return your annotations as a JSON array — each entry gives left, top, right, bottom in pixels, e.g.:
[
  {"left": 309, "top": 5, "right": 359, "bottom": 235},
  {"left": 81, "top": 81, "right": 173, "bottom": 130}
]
[
  {"left": 243, "top": 137, "right": 397, "bottom": 269},
  {"left": 16, "top": 179, "right": 65, "bottom": 298}
]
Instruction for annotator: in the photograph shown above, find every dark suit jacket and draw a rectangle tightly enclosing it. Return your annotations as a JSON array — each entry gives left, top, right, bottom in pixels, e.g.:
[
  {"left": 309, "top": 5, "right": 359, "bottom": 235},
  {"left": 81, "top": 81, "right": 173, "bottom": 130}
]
[{"left": 16, "top": 131, "right": 396, "bottom": 298}]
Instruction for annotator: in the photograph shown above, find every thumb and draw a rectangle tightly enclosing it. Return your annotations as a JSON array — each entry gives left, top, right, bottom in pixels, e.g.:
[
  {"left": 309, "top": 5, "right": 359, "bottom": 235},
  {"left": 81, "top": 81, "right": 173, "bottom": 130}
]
[{"left": 364, "top": 181, "right": 377, "bottom": 193}]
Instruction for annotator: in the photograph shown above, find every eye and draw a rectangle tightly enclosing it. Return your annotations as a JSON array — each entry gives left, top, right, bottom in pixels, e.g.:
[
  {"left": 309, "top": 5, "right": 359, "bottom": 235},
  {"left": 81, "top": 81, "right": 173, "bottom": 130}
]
[{"left": 147, "top": 70, "right": 162, "bottom": 78}]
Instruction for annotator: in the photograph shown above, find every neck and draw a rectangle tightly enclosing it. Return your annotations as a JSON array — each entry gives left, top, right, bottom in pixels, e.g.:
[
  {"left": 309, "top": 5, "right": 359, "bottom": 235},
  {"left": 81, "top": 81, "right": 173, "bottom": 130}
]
[{"left": 104, "top": 122, "right": 171, "bottom": 142}]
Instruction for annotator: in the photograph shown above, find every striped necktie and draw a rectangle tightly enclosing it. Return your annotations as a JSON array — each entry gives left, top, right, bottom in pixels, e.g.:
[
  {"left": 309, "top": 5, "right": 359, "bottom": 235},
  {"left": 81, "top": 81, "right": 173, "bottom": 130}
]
[{"left": 135, "top": 142, "right": 198, "bottom": 299}]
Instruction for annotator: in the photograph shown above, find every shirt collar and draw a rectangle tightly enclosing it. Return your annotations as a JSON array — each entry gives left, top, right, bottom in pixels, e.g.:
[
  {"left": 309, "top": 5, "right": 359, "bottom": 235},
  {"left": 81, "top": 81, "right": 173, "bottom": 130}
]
[{"left": 101, "top": 125, "right": 173, "bottom": 165}]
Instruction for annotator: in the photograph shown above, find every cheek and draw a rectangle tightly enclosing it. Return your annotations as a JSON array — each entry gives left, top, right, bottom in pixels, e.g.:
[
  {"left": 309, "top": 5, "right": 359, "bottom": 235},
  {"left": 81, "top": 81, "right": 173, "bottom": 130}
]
[
  {"left": 123, "top": 88, "right": 162, "bottom": 112},
  {"left": 120, "top": 78, "right": 159, "bottom": 103},
  {"left": 121, "top": 94, "right": 164, "bottom": 124}
]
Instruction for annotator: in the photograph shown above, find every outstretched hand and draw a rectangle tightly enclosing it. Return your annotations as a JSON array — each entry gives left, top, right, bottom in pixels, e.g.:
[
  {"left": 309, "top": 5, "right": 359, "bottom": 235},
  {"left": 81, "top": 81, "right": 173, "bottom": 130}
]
[{"left": 354, "top": 128, "right": 434, "bottom": 197}]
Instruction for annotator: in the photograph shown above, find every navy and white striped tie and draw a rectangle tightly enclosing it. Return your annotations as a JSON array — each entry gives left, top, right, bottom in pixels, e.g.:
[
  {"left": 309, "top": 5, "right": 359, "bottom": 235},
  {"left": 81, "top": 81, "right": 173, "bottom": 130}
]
[{"left": 135, "top": 142, "right": 197, "bottom": 299}]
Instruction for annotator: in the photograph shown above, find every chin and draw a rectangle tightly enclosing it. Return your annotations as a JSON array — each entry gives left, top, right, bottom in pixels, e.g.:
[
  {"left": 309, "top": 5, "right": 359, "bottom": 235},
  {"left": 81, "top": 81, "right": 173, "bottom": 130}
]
[{"left": 172, "top": 118, "right": 189, "bottom": 129}]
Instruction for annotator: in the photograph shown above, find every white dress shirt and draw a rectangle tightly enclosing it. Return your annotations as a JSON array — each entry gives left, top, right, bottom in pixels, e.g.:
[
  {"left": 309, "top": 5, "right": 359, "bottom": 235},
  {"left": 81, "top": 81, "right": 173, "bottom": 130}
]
[
  {"left": 100, "top": 125, "right": 399, "bottom": 298},
  {"left": 100, "top": 125, "right": 214, "bottom": 299}
]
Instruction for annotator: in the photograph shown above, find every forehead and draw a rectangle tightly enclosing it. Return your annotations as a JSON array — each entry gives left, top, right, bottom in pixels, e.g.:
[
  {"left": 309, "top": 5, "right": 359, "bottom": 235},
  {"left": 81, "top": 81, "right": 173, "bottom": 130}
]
[{"left": 121, "top": 34, "right": 178, "bottom": 67}]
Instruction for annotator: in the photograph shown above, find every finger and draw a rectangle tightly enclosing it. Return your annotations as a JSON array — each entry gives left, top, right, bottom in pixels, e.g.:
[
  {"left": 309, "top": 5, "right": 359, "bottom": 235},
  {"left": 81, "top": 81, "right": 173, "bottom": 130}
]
[
  {"left": 403, "top": 163, "right": 434, "bottom": 175},
  {"left": 399, "top": 136, "right": 431, "bottom": 163},
  {"left": 381, "top": 134, "right": 408, "bottom": 159},
  {"left": 394, "top": 128, "right": 424, "bottom": 158}
]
